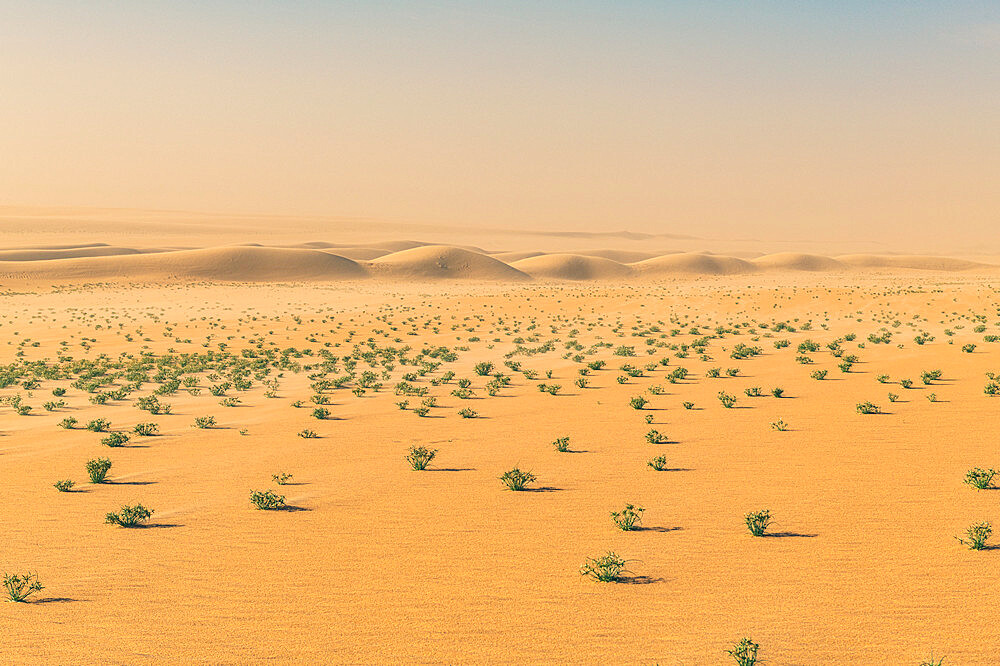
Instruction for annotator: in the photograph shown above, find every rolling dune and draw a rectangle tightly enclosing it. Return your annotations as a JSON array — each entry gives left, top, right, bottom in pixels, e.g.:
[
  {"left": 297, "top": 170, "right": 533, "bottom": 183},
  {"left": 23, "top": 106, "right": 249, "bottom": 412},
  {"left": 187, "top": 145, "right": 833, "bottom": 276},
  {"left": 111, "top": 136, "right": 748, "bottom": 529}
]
[
  {"left": 511, "top": 253, "right": 635, "bottom": 280},
  {"left": 367, "top": 245, "right": 530, "bottom": 280},
  {"left": 633, "top": 252, "right": 758, "bottom": 276},
  {"left": 751, "top": 252, "right": 847, "bottom": 271}
]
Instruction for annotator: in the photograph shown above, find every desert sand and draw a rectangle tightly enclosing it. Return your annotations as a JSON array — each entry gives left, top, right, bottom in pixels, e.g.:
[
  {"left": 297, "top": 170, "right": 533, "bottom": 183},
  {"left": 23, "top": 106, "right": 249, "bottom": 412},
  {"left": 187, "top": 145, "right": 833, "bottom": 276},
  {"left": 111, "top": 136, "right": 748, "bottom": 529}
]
[{"left": 2, "top": 217, "right": 1000, "bottom": 663}]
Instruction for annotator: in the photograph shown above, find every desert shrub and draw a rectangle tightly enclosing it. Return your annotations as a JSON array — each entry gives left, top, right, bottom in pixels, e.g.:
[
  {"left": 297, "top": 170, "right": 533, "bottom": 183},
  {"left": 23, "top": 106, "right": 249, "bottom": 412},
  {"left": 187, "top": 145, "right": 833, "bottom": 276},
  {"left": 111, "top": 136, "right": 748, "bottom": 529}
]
[
  {"left": 473, "top": 361, "right": 494, "bottom": 376},
  {"left": 876, "top": 374, "right": 890, "bottom": 383},
  {"left": 888, "top": 392, "right": 900, "bottom": 402},
  {"left": 964, "top": 468, "right": 996, "bottom": 490},
  {"left": 717, "top": 391, "right": 737, "bottom": 408},
  {"left": 135, "top": 395, "right": 171, "bottom": 414},
  {"left": 744, "top": 509, "right": 772, "bottom": 536},
  {"left": 900, "top": 379, "right": 913, "bottom": 389},
  {"left": 921, "top": 370, "right": 942, "bottom": 384},
  {"left": 310, "top": 406, "right": 331, "bottom": 420},
  {"left": 725, "top": 368, "right": 739, "bottom": 377},
  {"left": 15, "top": 405, "right": 31, "bottom": 415},
  {"left": 105, "top": 503, "right": 153, "bottom": 527},
  {"left": 856, "top": 401, "right": 880, "bottom": 414},
  {"left": 413, "top": 406, "right": 430, "bottom": 417},
  {"left": 3, "top": 572, "right": 44, "bottom": 603},
  {"left": 771, "top": 388, "right": 784, "bottom": 398},
  {"left": 725, "top": 637, "right": 760, "bottom": 666},
  {"left": 629, "top": 396, "right": 648, "bottom": 410},
  {"left": 272, "top": 472, "right": 293, "bottom": 485},
  {"left": 406, "top": 445, "right": 437, "bottom": 470},
  {"left": 133, "top": 422, "right": 158, "bottom": 436},
  {"left": 962, "top": 343, "right": 976, "bottom": 353},
  {"left": 957, "top": 521, "right": 992, "bottom": 550},
  {"left": 86, "top": 457, "right": 112, "bottom": 483},
  {"left": 610, "top": 504, "right": 644, "bottom": 531},
  {"left": 647, "top": 455, "right": 668, "bottom": 471},
  {"left": 395, "top": 400, "right": 409, "bottom": 410},
  {"left": 52, "top": 387, "right": 66, "bottom": 397},
  {"left": 744, "top": 386, "right": 763, "bottom": 397},
  {"left": 298, "top": 428, "right": 318, "bottom": 438},
  {"left": 499, "top": 467, "right": 536, "bottom": 491},
  {"left": 101, "top": 432, "right": 130, "bottom": 447},
  {"left": 552, "top": 436, "right": 570, "bottom": 452},
  {"left": 926, "top": 393, "right": 937, "bottom": 403},
  {"left": 985, "top": 382, "right": 999, "bottom": 396},
  {"left": 249, "top": 489, "right": 286, "bottom": 510},
  {"left": 575, "top": 377, "right": 588, "bottom": 388},
  {"left": 838, "top": 362, "right": 853, "bottom": 373},
  {"left": 645, "top": 429, "right": 667, "bottom": 444},
  {"left": 58, "top": 417, "right": 78, "bottom": 429},
  {"left": 770, "top": 419, "right": 788, "bottom": 431},
  {"left": 706, "top": 367, "right": 721, "bottom": 378},
  {"left": 53, "top": 479, "right": 75, "bottom": 492},
  {"left": 810, "top": 370, "right": 827, "bottom": 381},
  {"left": 458, "top": 407, "right": 478, "bottom": 418},
  {"left": 616, "top": 375, "right": 628, "bottom": 384},
  {"left": 579, "top": 551, "right": 629, "bottom": 582},
  {"left": 193, "top": 415, "right": 217, "bottom": 428},
  {"left": 682, "top": 401, "right": 694, "bottom": 410},
  {"left": 86, "top": 418, "right": 111, "bottom": 432}
]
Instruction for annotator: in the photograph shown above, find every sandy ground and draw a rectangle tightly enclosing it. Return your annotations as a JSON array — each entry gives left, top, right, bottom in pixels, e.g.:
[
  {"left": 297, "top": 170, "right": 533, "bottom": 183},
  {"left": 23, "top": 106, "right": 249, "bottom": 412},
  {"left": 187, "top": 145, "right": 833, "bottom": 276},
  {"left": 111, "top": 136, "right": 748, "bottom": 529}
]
[{"left": 1, "top": 271, "right": 999, "bottom": 664}]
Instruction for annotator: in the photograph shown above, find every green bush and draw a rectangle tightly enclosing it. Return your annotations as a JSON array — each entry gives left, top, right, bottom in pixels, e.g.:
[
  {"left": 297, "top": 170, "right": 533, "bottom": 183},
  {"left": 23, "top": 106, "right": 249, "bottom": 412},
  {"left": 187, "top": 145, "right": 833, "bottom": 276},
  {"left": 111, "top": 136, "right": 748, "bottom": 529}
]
[
  {"left": 105, "top": 504, "right": 153, "bottom": 527},
  {"left": 406, "top": 445, "right": 437, "bottom": 470},
  {"left": 957, "top": 521, "right": 992, "bottom": 550},
  {"left": 272, "top": 472, "right": 293, "bottom": 485},
  {"left": 101, "top": 432, "right": 130, "bottom": 447},
  {"left": 86, "top": 457, "right": 112, "bottom": 483},
  {"left": 718, "top": 391, "right": 737, "bottom": 408},
  {"left": 249, "top": 489, "right": 286, "bottom": 510},
  {"left": 610, "top": 504, "right": 644, "bottom": 531},
  {"left": 457, "top": 407, "right": 478, "bottom": 418},
  {"left": 53, "top": 479, "right": 75, "bottom": 492},
  {"left": 580, "top": 551, "right": 629, "bottom": 582},
  {"left": 3, "top": 572, "right": 44, "bottom": 602},
  {"left": 744, "top": 509, "right": 772, "bottom": 536},
  {"left": 964, "top": 468, "right": 996, "bottom": 490},
  {"left": 133, "top": 422, "right": 158, "bottom": 436},
  {"left": 725, "top": 637, "right": 760, "bottom": 666},
  {"left": 856, "top": 401, "right": 880, "bottom": 414},
  {"left": 58, "top": 417, "right": 78, "bottom": 429},
  {"left": 310, "top": 408, "right": 330, "bottom": 420},
  {"left": 552, "top": 436, "right": 570, "bottom": 452},
  {"left": 645, "top": 429, "right": 667, "bottom": 444},
  {"left": 499, "top": 467, "right": 536, "bottom": 491},
  {"left": 86, "top": 418, "right": 111, "bottom": 432},
  {"left": 647, "top": 455, "right": 668, "bottom": 471}
]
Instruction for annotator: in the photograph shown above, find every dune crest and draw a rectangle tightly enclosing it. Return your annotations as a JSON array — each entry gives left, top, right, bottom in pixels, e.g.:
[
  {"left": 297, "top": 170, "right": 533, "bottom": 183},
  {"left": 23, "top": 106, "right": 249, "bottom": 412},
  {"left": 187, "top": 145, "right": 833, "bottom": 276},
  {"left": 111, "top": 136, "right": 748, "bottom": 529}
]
[
  {"left": 368, "top": 245, "right": 529, "bottom": 280},
  {"left": 511, "top": 253, "right": 634, "bottom": 280}
]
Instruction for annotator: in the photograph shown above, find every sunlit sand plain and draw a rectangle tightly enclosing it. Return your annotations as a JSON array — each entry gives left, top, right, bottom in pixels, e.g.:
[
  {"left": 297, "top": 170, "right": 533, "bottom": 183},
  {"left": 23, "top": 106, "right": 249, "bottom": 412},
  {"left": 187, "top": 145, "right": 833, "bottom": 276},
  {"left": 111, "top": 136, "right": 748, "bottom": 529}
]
[{"left": 2, "top": 211, "right": 1000, "bottom": 662}]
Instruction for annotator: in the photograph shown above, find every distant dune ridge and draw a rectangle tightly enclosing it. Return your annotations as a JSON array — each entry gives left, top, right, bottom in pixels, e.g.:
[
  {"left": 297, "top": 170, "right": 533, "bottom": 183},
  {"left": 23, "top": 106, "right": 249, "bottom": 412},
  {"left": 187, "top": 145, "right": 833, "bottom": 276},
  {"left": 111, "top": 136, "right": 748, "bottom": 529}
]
[{"left": 0, "top": 242, "right": 993, "bottom": 284}]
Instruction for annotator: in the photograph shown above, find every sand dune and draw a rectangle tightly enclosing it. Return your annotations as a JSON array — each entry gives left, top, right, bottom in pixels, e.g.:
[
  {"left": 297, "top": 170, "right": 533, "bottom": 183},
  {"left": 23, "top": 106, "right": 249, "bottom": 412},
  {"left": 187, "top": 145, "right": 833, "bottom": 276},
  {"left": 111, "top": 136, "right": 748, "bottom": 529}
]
[
  {"left": 321, "top": 247, "right": 392, "bottom": 261},
  {"left": 368, "top": 245, "right": 530, "bottom": 280},
  {"left": 511, "top": 253, "right": 634, "bottom": 280},
  {"left": 574, "top": 249, "right": 660, "bottom": 263},
  {"left": 0, "top": 246, "right": 366, "bottom": 282},
  {"left": 633, "top": 252, "right": 758, "bottom": 275},
  {"left": 752, "top": 252, "right": 847, "bottom": 271},
  {"left": 489, "top": 250, "right": 546, "bottom": 262}
]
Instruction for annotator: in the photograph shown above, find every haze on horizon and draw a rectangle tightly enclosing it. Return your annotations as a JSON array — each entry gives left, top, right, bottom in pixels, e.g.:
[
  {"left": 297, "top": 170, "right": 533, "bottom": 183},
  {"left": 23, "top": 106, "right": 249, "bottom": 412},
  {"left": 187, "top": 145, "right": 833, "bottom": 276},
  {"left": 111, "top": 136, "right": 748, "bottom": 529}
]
[{"left": 2, "top": 1, "right": 998, "bottom": 250}]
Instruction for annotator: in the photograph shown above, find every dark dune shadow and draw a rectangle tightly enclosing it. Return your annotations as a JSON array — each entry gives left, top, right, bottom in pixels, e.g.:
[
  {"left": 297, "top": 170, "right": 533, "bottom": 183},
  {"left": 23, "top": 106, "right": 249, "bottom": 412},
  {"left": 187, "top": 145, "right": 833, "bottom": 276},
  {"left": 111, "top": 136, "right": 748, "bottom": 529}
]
[
  {"left": 657, "top": 467, "right": 694, "bottom": 472},
  {"left": 764, "top": 532, "right": 818, "bottom": 538},
  {"left": 277, "top": 481, "right": 310, "bottom": 486},
  {"left": 136, "top": 523, "right": 184, "bottom": 529},
  {"left": 634, "top": 526, "right": 683, "bottom": 533},
  {"left": 272, "top": 505, "right": 311, "bottom": 512},
  {"left": 519, "top": 486, "right": 562, "bottom": 493},
  {"left": 109, "top": 480, "right": 157, "bottom": 486},
  {"left": 427, "top": 468, "right": 476, "bottom": 472},
  {"left": 33, "top": 597, "right": 83, "bottom": 604}
]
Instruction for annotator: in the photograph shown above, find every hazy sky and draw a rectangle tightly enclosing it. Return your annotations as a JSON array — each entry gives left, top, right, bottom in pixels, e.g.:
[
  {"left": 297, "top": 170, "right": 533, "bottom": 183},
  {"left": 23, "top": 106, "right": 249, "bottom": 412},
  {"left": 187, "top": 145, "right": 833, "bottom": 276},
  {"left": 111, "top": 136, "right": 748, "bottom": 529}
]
[{"left": 2, "top": 1, "right": 997, "bottom": 244}]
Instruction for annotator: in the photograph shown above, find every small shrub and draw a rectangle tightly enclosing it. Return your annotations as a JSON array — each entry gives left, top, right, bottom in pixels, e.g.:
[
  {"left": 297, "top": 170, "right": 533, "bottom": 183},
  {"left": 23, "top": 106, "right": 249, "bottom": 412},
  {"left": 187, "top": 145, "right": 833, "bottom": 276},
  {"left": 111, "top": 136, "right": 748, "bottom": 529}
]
[
  {"left": 499, "top": 467, "right": 536, "bottom": 491},
  {"left": 962, "top": 343, "right": 976, "bottom": 353},
  {"left": 193, "top": 415, "right": 217, "bottom": 428},
  {"left": 413, "top": 406, "right": 430, "bottom": 417},
  {"left": 133, "top": 422, "right": 158, "bottom": 436},
  {"left": 610, "top": 504, "right": 644, "bottom": 531},
  {"left": 964, "top": 468, "right": 996, "bottom": 490},
  {"left": 3, "top": 572, "right": 44, "bottom": 603},
  {"left": 856, "top": 401, "right": 880, "bottom": 414},
  {"left": 249, "top": 489, "right": 286, "bottom": 510},
  {"left": 770, "top": 419, "right": 788, "bottom": 431},
  {"left": 58, "top": 417, "right": 78, "bottom": 429},
  {"left": 552, "top": 436, "right": 570, "bottom": 452},
  {"left": 458, "top": 407, "right": 478, "bottom": 418},
  {"left": 810, "top": 370, "right": 827, "bottom": 381},
  {"left": 53, "top": 479, "right": 75, "bottom": 492},
  {"left": 406, "top": 445, "right": 437, "bottom": 470},
  {"left": 744, "top": 509, "right": 772, "bottom": 536},
  {"left": 105, "top": 504, "right": 153, "bottom": 527},
  {"left": 86, "top": 457, "right": 112, "bottom": 483},
  {"left": 900, "top": 378, "right": 913, "bottom": 389},
  {"left": 926, "top": 393, "right": 937, "bottom": 403},
  {"left": 682, "top": 401, "right": 694, "bottom": 410},
  {"left": 310, "top": 408, "right": 330, "bottom": 420},
  {"left": 718, "top": 391, "right": 737, "bottom": 408},
  {"left": 579, "top": 551, "right": 629, "bottom": 582},
  {"left": 101, "top": 432, "right": 130, "bottom": 447},
  {"left": 645, "top": 429, "right": 667, "bottom": 444},
  {"left": 888, "top": 392, "right": 900, "bottom": 402},
  {"left": 298, "top": 428, "right": 318, "bottom": 438},
  {"left": 647, "top": 455, "right": 668, "bottom": 471},
  {"left": 86, "top": 418, "right": 111, "bottom": 432},
  {"left": 725, "top": 637, "right": 760, "bottom": 666},
  {"left": 957, "top": 521, "right": 992, "bottom": 550},
  {"left": 876, "top": 374, "right": 890, "bottom": 383},
  {"left": 272, "top": 472, "right": 293, "bottom": 485},
  {"left": 629, "top": 396, "right": 648, "bottom": 410},
  {"left": 473, "top": 361, "right": 494, "bottom": 376},
  {"left": 771, "top": 388, "right": 784, "bottom": 398}
]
